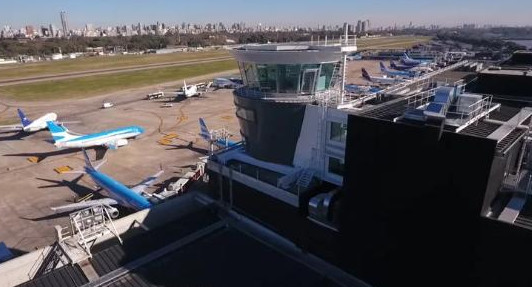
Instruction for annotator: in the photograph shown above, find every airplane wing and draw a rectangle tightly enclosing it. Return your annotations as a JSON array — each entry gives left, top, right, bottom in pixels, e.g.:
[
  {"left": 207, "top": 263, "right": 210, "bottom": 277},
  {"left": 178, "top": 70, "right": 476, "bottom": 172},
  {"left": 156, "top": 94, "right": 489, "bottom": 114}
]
[
  {"left": 50, "top": 197, "right": 118, "bottom": 214},
  {"left": 130, "top": 170, "right": 164, "bottom": 195},
  {"left": 0, "top": 124, "right": 23, "bottom": 133}
]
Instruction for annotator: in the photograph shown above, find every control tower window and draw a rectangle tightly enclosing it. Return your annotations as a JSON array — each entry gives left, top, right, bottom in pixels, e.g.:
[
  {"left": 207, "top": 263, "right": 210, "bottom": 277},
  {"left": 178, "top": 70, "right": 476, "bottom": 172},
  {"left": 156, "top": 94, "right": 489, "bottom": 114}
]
[
  {"left": 328, "top": 157, "right": 345, "bottom": 176},
  {"left": 278, "top": 65, "right": 301, "bottom": 93},
  {"left": 318, "top": 63, "right": 335, "bottom": 91},
  {"left": 243, "top": 62, "right": 259, "bottom": 88},
  {"left": 257, "top": 64, "right": 278, "bottom": 92},
  {"left": 330, "top": 122, "right": 347, "bottom": 143}
]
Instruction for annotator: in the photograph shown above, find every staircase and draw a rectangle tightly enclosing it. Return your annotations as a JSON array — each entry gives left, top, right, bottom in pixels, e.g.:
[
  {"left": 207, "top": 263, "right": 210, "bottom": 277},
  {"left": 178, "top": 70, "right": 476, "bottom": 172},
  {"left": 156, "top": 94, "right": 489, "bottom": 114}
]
[
  {"left": 296, "top": 169, "right": 315, "bottom": 189},
  {"left": 329, "top": 61, "right": 343, "bottom": 89},
  {"left": 32, "top": 242, "right": 68, "bottom": 278}
]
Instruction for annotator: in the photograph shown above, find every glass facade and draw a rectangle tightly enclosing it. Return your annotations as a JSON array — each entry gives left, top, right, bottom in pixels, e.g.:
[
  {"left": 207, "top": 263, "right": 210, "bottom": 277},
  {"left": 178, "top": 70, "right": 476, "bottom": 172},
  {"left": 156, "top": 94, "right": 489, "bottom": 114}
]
[
  {"left": 237, "top": 62, "right": 335, "bottom": 95},
  {"left": 328, "top": 157, "right": 345, "bottom": 176},
  {"left": 330, "top": 122, "right": 347, "bottom": 143}
]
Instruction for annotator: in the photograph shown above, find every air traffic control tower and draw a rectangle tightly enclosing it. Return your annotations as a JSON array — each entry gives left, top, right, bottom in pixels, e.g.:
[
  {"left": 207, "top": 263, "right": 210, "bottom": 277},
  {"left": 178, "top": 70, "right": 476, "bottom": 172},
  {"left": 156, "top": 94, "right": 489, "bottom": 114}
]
[{"left": 229, "top": 36, "right": 357, "bottom": 166}]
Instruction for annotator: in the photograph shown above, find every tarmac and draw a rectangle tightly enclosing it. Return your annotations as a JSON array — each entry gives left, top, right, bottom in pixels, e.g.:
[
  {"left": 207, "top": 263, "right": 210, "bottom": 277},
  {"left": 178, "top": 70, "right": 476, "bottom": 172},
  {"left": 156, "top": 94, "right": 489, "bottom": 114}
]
[{"left": 0, "top": 59, "right": 382, "bottom": 253}]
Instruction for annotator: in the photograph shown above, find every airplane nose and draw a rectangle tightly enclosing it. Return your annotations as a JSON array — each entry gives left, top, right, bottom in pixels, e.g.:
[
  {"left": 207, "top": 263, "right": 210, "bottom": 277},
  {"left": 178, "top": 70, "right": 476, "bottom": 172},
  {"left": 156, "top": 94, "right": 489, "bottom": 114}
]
[{"left": 137, "top": 126, "right": 145, "bottom": 134}]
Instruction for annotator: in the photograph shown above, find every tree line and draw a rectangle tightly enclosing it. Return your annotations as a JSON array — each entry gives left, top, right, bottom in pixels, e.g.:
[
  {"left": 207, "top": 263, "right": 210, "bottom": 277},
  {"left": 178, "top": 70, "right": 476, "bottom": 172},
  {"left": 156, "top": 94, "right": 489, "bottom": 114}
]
[{"left": 0, "top": 31, "right": 344, "bottom": 57}]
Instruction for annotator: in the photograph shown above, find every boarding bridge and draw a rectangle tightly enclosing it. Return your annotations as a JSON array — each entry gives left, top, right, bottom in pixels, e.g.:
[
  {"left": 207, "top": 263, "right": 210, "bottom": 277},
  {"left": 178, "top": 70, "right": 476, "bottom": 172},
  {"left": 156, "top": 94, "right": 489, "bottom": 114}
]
[{"left": 29, "top": 205, "right": 122, "bottom": 278}]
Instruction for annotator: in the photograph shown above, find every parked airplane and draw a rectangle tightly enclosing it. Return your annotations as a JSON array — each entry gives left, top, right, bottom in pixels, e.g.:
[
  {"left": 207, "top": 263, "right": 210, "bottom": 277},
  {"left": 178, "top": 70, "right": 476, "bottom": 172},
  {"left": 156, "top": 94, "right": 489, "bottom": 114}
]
[
  {"left": 177, "top": 81, "right": 212, "bottom": 98},
  {"left": 46, "top": 121, "right": 144, "bottom": 150},
  {"left": 50, "top": 149, "right": 163, "bottom": 217},
  {"left": 212, "top": 77, "right": 243, "bottom": 89},
  {"left": 380, "top": 62, "right": 418, "bottom": 78},
  {"left": 199, "top": 118, "right": 239, "bottom": 149},
  {"left": 0, "top": 109, "right": 57, "bottom": 133},
  {"left": 400, "top": 53, "right": 432, "bottom": 67},
  {"left": 391, "top": 61, "right": 434, "bottom": 73},
  {"left": 361, "top": 68, "right": 406, "bottom": 85},
  {"left": 390, "top": 61, "right": 414, "bottom": 71}
]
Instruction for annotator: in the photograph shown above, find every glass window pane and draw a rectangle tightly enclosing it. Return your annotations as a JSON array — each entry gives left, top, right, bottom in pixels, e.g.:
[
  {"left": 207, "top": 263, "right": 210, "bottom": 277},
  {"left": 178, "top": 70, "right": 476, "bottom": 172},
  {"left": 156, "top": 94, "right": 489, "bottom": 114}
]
[
  {"left": 328, "top": 157, "right": 345, "bottom": 176},
  {"left": 330, "top": 122, "right": 347, "bottom": 143},
  {"left": 278, "top": 64, "right": 300, "bottom": 93}
]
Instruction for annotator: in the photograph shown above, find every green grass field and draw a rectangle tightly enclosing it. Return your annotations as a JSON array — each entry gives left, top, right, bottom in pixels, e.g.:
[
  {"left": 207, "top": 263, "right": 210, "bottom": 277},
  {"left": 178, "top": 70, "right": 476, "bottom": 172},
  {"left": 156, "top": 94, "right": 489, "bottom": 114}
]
[
  {"left": 357, "top": 36, "right": 432, "bottom": 49},
  {"left": 0, "top": 60, "right": 237, "bottom": 101},
  {"left": 0, "top": 50, "right": 230, "bottom": 81},
  {"left": 0, "top": 35, "right": 430, "bottom": 102}
]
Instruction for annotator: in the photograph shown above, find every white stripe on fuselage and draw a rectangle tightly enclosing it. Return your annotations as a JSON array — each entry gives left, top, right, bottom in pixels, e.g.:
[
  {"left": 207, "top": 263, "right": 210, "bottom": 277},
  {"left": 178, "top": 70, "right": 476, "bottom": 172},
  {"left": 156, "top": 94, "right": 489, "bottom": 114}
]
[{"left": 56, "top": 130, "right": 139, "bottom": 148}]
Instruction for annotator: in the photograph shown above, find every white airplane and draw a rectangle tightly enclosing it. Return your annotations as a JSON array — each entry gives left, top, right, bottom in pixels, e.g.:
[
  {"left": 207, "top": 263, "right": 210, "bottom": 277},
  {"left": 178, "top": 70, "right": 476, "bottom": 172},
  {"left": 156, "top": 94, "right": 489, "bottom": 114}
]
[
  {"left": 361, "top": 68, "right": 406, "bottom": 85},
  {"left": 50, "top": 149, "right": 163, "bottom": 217},
  {"left": 0, "top": 109, "right": 57, "bottom": 133},
  {"left": 177, "top": 81, "right": 211, "bottom": 98},
  {"left": 46, "top": 121, "right": 144, "bottom": 150}
]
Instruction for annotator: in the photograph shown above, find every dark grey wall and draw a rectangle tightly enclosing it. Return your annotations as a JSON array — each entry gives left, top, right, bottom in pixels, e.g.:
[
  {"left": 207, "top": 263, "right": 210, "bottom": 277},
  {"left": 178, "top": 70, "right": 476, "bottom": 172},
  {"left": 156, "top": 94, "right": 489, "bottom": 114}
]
[
  {"left": 339, "top": 115, "right": 497, "bottom": 287},
  {"left": 233, "top": 92, "right": 307, "bottom": 165}
]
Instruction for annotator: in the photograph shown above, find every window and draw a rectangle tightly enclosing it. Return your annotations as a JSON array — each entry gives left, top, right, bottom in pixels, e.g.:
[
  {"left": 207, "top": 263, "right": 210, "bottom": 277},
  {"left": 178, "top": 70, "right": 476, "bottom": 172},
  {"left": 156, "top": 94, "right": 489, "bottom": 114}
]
[
  {"left": 256, "top": 64, "right": 278, "bottom": 92},
  {"left": 330, "top": 122, "right": 347, "bottom": 143},
  {"left": 328, "top": 157, "right": 345, "bottom": 176},
  {"left": 317, "top": 63, "right": 335, "bottom": 91},
  {"left": 278, "top": 64, "right": 301, "bottom": 93}
]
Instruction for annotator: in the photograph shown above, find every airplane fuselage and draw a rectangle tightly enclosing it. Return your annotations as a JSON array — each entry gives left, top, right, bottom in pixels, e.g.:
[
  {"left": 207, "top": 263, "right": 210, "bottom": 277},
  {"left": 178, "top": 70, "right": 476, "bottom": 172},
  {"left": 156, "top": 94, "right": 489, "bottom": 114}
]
[
  {"left": 87, "top": 168, "right": 152, "bottom": 210},
  {"left": 23, "top": 113, "right": 57, "bottom": 132},
  {"left": 56, "top": 126, "right": 143, "bottom": 148}
]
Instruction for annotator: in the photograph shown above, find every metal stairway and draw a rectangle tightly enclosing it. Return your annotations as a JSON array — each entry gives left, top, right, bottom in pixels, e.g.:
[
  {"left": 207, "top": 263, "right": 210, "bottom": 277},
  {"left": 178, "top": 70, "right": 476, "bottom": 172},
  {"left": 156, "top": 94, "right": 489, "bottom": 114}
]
[
  {"left": 329, "top": 61, "right": 343, "bottom": 89},
  {"left": 296, "top": 169, "right": 315, "bottom": 189}
]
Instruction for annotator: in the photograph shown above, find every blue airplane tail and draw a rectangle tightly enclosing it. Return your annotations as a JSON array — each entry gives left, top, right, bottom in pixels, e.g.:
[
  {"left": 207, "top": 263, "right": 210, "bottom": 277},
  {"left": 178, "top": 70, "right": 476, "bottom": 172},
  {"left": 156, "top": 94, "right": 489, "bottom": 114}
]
[
  {"left": 82, "top": 149, "right": 95, "bottom": 171},
  {"left": 379, "top": 62, "right": 387, "bottom": 73},
  {"left": 361, "top": 68, "right": 371, "bottom": 81},
  {"left": 17, "top": 109, "right": 32, "bottom": 127},
  {"left": 46, "top": 121, "right": 74, "bottom": 143},
  {"left": 199, "top": 118, "right": 211, "bottom": 141}
]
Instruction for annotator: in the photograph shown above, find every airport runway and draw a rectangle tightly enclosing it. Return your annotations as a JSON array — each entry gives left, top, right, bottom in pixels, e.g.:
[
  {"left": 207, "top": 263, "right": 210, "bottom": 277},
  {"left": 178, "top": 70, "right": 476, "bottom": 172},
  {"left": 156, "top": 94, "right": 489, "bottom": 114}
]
[{"left": 0, "top": 56, "right": 233, "bottom": 87}]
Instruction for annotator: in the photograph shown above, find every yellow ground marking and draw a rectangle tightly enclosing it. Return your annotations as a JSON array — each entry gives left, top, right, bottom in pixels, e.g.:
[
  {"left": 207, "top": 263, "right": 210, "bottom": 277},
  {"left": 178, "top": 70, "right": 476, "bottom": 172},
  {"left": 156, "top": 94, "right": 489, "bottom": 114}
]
[
  {"left": 158, "top": 139, "right": 173, "bottom": 145},
  {"left": 27, "top": 156, "right": 39, "bottom": 163},
  {"left": 163, "top": 133, "right": 178, "bottom": 139},
  {"left": 54, "top": 165, "right": 73, "bottom": 174}
]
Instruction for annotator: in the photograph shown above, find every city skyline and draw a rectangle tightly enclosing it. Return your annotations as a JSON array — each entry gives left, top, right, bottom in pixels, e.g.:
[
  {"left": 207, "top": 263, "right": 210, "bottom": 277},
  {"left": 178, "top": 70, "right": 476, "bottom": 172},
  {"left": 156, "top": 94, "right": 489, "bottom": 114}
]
[{"left": 1, "top": 0, "right": 531, "bottom": 29}]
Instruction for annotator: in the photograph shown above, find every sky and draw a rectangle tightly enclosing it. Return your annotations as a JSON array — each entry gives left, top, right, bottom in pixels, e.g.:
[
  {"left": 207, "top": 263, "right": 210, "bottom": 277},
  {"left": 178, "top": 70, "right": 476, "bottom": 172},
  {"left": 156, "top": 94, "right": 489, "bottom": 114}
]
[{"left": 1, "top": 0, "right": 531, "bottom": 29}]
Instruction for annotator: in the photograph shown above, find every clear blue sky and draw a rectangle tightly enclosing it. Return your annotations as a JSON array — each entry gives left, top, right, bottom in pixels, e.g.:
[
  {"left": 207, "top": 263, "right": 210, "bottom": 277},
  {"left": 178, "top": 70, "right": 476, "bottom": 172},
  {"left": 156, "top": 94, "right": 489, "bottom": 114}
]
[{"left": 1, "top": 0, "right": 531, "bottom": 28}]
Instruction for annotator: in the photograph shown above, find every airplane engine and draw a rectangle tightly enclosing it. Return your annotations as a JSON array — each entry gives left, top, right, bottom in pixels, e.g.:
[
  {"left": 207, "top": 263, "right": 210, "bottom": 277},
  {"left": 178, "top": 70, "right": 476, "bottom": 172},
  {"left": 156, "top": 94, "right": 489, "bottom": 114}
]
[
  {"left": 116, "top": 139, "right": 128, "bottom": 147},
  {"left": 105, "top": 206, "right": 120, "bottom": 218}
]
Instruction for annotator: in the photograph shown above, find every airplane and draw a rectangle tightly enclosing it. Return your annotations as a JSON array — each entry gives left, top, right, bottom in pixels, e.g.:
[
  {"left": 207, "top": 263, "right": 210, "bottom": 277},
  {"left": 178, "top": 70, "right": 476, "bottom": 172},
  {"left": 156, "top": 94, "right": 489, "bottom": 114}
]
[
  {"left": 361, "top": 68, "right": 406, "bottom": 85},
  {"left": 199, "top": 118, "right": 239, "bottom": 149},
  {"left": 46, "top": 121, "right": 144, "bottom": 150},
  {"left": 390, "top": 61, "right": 414, "bottom": 71},
  {"left": 212, "top": 77, "right": 243, "bottom": 89},
  {"left": 177, "top": 81, "right": 212, "bottom": 98},
  {"left": 380, "top": 62, "right": 418, "bottom": 78},
  {"left": 0, "top": 109, "right": 57, "bottom": 133},
  {"left": 50, "top": 149, "right": 163, "bottom": 217},
  {"left": 400, "top": 53, "right": 433, "bottom": 67},
  {"left": 391, "top": 61, "right": 434, "bottom": 73}
]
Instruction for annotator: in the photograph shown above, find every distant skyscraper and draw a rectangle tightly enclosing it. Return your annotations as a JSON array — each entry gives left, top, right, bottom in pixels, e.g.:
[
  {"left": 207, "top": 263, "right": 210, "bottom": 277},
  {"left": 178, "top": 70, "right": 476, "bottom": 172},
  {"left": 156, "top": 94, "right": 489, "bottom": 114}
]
[
  {"left": 365, "top": 20, "right": 370, "bottom": 31},
  {"left": 60, "top": 11, "right": 68, "bottom": 37}
]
